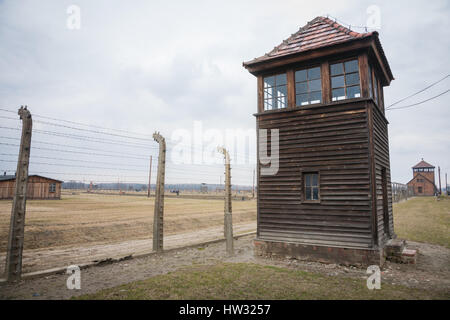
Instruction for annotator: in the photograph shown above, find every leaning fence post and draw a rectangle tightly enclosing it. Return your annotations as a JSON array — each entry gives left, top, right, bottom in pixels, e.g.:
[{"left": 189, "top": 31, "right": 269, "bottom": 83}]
[
  {"left": 5, "top": 106, "right": 32, "bottom": 281},
  {"left": 218, "top": 146, "right": 234, "bottom": 255},
  {"left": 152, "top": 132, "right": 166, "bottom": 253}
]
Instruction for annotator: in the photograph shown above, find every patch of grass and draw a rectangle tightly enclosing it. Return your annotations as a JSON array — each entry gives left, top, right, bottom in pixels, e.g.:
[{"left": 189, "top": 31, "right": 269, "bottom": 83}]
[
  {"left": 75, "top": 263, "right": 448, "bottom": 300},
  {"left": 394, "top": 196, "right": 450, "bottom": 248}
]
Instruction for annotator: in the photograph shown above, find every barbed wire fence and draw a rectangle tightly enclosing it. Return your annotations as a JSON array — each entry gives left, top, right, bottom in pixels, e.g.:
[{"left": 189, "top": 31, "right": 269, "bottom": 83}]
[
  {"left": 0, "top": 107, "right": 257, "bottom": 280},
  {"left": 391, "top": 182, "right": 414, "bottom": 203}
]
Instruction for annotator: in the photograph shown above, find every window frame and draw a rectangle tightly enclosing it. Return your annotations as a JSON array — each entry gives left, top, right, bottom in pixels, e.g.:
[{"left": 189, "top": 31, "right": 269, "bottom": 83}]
[
  {"left": 302, "top": 171, "right": 320, "bottom": 203},
  {"left": 263, "top": 72, "right": 288, "bottom": 111},
  {"left": 49, "top": 183, "right": 56, "bottom": 193},
  {"left": 294, "top": 65, "right": 323, "bottom": 107},
  {"left": 329, "top": 57, "right": 362, "bottom": 102}
]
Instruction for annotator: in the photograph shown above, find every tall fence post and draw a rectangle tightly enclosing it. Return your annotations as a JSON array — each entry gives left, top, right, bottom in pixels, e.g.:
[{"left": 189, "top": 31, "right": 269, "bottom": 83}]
[
  {"left": 5, "top": 106, "right": 32, "bottom": 281},
  {"left": 152, "top": 132, "right": 165, "bottom": 253},
  {"left": 218, "top": 146, "right": 234, "bottom": 255}
]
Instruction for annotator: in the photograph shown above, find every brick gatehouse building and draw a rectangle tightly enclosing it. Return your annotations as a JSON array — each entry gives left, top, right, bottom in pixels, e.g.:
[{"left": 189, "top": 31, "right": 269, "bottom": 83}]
[{"left": 406, "top": 159, "right": 437, "bottom": 196}]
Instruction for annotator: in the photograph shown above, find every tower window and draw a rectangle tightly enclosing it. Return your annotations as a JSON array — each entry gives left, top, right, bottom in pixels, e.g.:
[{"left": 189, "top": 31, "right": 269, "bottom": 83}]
[
  {"left": 295, "top": 66, "right": 322, "bottom": 106},
  {"left": 263, "top": 73, "right": 287, "bottom": 110},
  {"left": 373, "top": 71, "right": 379, "bottom": 105},
  {"left": 303, "top": 172, "right": 319, "bottom": 201},
  {"left": 330, "top": 59, "right": 361, "bottom": 101}
]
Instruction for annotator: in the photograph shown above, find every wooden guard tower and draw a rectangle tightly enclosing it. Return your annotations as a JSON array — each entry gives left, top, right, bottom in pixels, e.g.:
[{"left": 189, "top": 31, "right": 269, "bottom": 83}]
[{"left": 243, "top": 17, "right": 395, "bottom": 266}]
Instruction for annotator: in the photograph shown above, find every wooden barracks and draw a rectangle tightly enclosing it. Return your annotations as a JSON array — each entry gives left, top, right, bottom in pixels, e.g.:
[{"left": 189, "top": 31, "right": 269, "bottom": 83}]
[
  {"left": 243, "top": 17, "right": 395, "bottom": 265},
  {"left": 0, "top": 173, "right": 62, "bottom": 200}
]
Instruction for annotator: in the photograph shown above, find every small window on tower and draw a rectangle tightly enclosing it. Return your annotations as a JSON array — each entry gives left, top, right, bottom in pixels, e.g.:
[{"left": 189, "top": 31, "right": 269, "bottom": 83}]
[{"left": 303, "top": 172, "right": 319, "bottom": 201}]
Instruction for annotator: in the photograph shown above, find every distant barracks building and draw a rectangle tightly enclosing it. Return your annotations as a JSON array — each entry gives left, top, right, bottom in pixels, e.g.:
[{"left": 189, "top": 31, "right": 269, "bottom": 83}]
[
  {"left": 0, "top": 173, "right": 62, "bottom": 200},
  {"left": 406, "top": 159, "right": 437, "bottom": 196}
]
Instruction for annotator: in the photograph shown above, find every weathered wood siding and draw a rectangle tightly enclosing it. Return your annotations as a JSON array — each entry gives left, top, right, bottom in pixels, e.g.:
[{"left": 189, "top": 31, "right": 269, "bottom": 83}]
[
  {"left": 0, "top": 176, "right": 61, "bottom": 200},
  {"left": 371, "top": 102, "right": 394, "bottom": 245},
  {"left": 257, "top": 100, "right": 373, "bottom": 249}
]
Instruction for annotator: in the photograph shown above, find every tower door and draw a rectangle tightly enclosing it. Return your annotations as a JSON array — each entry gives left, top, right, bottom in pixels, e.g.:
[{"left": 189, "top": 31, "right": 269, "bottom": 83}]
[{"left": 381, "top": 167, "right": 390, "bottom": 239}]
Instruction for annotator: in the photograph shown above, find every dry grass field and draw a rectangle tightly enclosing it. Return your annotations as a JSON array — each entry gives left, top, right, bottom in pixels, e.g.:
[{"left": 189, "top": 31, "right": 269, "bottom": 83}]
[
  {"left": 0, "top": 192, "right": 256, "bottom": 252},
  {"left": 393, "top": 196, "right": 450, "bottom": 248}
]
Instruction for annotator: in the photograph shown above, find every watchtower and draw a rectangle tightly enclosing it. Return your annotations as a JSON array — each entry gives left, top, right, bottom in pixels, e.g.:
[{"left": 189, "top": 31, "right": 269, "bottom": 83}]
[
  {"left": 407, "top": 159, "right": 437, "bottom": 196},
  {"left": 243, "top": 17, "right": 395, "bottom": 265}
]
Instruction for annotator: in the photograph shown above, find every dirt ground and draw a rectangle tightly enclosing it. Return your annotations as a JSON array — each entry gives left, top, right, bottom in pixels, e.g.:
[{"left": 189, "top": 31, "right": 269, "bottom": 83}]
[
  {"left": 0, "top": 193, "right": 257, "bottom": 251},
  {"left": 0, "top": 235, "right": 448, "bottom": 300},
  {"left": 0, "top": 221, "right": 256, "bottom": 275}
]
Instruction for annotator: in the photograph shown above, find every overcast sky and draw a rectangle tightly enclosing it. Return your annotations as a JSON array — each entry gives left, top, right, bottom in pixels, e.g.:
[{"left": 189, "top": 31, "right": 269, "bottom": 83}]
[{"left": 0, "top": 0, "right": 449, "bottom": 186}]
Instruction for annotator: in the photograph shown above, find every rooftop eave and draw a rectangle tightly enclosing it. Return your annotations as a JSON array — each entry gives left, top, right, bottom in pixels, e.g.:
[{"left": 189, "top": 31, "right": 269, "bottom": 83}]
[{"left": 243, "top": 33, "right": 394, "bottom": 86}]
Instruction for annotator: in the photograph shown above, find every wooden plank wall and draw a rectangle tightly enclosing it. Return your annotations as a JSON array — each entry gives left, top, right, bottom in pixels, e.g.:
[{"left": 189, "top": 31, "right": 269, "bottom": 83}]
[
  {"left": 371, "top": 102, "right": 394, "bottom": 244},
  {"left": 257, "top": 101, "right": 373, "bottom": 249},
  {"left": 0, "top": 177, "right": 61, "bottom": 200}
]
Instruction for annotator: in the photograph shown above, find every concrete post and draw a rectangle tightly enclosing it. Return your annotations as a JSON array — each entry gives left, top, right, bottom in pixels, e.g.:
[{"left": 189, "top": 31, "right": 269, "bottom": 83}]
[
  {"left": 218, "top": 146, "right": 234, "bottom": 255},
  {"left": 152, "top": 132, "right": 165, "bottom": 253},
  {"left": 5, "top": 106, "right": 32, "bottom": 281}
]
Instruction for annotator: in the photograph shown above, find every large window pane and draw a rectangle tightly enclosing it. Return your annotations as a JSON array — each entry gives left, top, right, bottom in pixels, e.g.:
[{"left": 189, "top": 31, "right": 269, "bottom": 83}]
[
  {"left": 309, "top": 79, "right": 321, "bottom": 91},
  {"left": 264, "top": 73, "right": 287, "bottom": 111},
  {"left": 331, "top": 75, "right": 345, "bottom": 88},
  {"left": 276, "top": 74, "right": 287, "bottom": 86},
  {"left": 347, "top": 85, "right": 361, "bottom": 98},
  {"left": 296, "top": 82, "right": 308, "bottom": 94},
  {"left": 345, "top": 73, "right": 360, "bottom": 86},
  {"left": 308, "top": 67, "right": 321, "bottom": 80},
  {"left": 295, "top": 70, "right": 307, "bottom": 82},
  {"left": 332, "top": 88, "right": 345, "bottom": 101},
  {"left": 344, "top": 60, "right": 359, "bottom": 73},
  {"left": 310, "top": 91, "right": 322, "bottom": 104},
  {"left": 264, "top": 76, "right": 274, "bottom": 88},
  {"left": 330, "top": 59, "right": 360, "bottom": 102},
  {"left": 330, "top": 63, "right": 344, "bottom": 75},
  {"left": 297, "top": 94, "right": 309, "bottom": 106},
  {"left": 295, "top": 66, "right": 322, "bottom": 106}
]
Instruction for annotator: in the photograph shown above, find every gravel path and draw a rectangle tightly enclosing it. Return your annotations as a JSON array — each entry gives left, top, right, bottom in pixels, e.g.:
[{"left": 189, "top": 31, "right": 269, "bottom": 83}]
[
  {"left": 0, "top": 222, "right": 256, "bottom": 276},
  {"left": 0, "top": 236, "right": 448, "bottom": 299}
]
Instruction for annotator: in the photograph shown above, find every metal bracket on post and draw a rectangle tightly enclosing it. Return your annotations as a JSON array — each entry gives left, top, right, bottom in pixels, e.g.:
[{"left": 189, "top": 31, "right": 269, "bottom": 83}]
[
  {"left": 152, "top": 132, "right": 166, "bottom": 253},
  {"left": 5, "top": 106, "right": 32, "bottom": 282},
  {"left": 218, "top": 146, "right": 234, "bottom": 255}
]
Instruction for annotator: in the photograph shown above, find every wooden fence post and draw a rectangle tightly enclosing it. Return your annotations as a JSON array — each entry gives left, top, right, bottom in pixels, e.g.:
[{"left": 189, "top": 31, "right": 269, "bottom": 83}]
[
  {"left": 152, "top": 132, "right": 165, "bottom": 253},
  {"left": 5, "top": 106, "right": 32, "bottom": 281},
  {"left": 218, "top": 146, "right": 234, "bottom": 255}
]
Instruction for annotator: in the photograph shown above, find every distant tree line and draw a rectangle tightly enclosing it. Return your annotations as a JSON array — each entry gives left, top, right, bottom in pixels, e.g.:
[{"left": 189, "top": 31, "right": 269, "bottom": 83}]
[{"left": 62, "top": 181, "right": 252, "bottom": 191}]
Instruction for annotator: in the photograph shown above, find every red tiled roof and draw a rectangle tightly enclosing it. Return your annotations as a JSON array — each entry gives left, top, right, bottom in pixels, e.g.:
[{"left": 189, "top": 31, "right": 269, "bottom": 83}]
[
  {"left": 244, "top": 16, "right": 376, "bottom": 66},
  {"left": 412, "top": 159, "right": 435, "bottom": 169}
]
